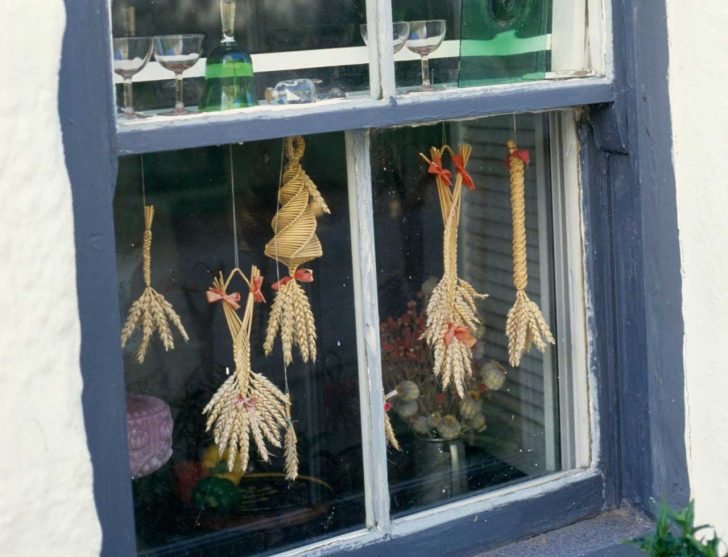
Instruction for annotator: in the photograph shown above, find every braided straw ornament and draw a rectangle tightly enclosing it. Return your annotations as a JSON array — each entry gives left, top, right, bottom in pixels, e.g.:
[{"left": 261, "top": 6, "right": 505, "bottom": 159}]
[
  {"left": 121, "top": 205, "right": 189, "bottom": 363},
  {"left": 203, "top": 267, "right": 299, "bottom": 480},
  {"left": 505, "top": 140, "right": 555, "bottom": 367},
  {"left": 264, "top": 136, "right": 330, "bottom": 365},
  {"left": 420, "top": 145, "right": 488, "bottom": 398}
]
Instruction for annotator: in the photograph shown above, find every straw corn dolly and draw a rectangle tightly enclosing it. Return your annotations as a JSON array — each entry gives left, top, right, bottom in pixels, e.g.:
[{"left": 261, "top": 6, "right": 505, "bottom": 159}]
[
  {"left": 203, "top": 267, "right": 298, "bottom": 481},
  {"left": 121, "top": 205, "right": 189, "bottom": 363},
  {"left": 264, "top": 136, "right": 330, "bottom": 365},
  {"left": 505, "top": 140, "right": 555, "bottom": 367},
  {"left": 419, "top": 145, "right": 488, "bottom": 399}
]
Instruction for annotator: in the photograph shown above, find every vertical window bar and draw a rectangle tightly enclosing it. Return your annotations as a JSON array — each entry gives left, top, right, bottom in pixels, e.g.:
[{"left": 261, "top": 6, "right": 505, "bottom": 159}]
[
  {"left": 365, "top": 0, "right": 396, "bottom": 99},
  {"left": 345, "top": 129, "right": 392, "bottom": 533},
  {"left": 550, "top": 112, "right": 591, "bottom": 470}
]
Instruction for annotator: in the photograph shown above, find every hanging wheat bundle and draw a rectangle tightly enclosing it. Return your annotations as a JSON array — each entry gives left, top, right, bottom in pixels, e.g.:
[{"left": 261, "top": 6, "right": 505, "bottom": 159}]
[
  {"left": 264, "top": 136, "right": 330, "bottom": 365},
  {"left": 505, "top": 140, "right": 555, "bottom": 367},
  {"left": 419, "top": 145, "right": 488, "bottom": 398},
  {"left": 203, "top": 267, "right": 298, "bottom": 480},
  {"left": 121, "top": 205, "right": 189, "bottom": 363}
]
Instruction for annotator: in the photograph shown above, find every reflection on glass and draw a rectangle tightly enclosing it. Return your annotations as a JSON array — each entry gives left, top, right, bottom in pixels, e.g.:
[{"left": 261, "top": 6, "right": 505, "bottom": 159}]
[
  {"left": 360, "top": 21, "right": 411, "bottom": 54},
  {"left": 153, "top": 34, "right": 205, "bottom": 115},
  {"left": 114, "top": 134, "right": 364, "bottom": 555},
  {"left": 113, "top": 37, "right": 153, "bottom": 119},
  {"left": 406, "top": 20, "right": 447, "bottom": 89},
  {"left": 371, "top": 114, "right": 561, "bottom": 515}
]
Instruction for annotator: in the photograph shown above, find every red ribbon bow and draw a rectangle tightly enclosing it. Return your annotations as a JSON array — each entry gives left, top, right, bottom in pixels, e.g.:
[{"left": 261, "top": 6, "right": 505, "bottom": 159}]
[
  {"left": 444, "top": 323, "right": 477, "bottom": 349},
  {"left": 206, "top": 288, "right": 241, "bottom": 310},
  {"left": 427, "top": 152, "right": 452, "bottom": 187},
  {"left": 451, "top": 153, "right": 475, "bottom": 190},
  {"left": 236, "top": 395, "right": 257, "bottom": 410},
  {"left": 272, "top": 268, "right": 314, "bottom": 291},
  {"left": 251, "top": 275, "right": 266, "bottom": 304},
  {"left": 506, "top": 149, "right": 530, "bottom": 168}
]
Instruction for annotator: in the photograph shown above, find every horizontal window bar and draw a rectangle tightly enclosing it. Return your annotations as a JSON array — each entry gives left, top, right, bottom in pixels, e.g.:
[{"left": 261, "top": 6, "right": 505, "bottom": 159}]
[{"left": 116, "top": 77, "right": 614, "bottom": 156}]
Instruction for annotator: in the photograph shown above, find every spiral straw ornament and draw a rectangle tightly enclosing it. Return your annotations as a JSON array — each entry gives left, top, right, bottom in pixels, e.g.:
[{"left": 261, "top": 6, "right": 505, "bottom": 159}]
[
  {"left": 505, "top": 140, "right": 555, "bottom": 367},
  {"left": 120, "top": 205, "right": 189, "bottom": 363},
  {"left": 264, "top": 136, "right": 330, "bottom": 365},
  {"left": 419, "top": 145, "right": 488, "bottom": 398},
  {"left": 203, "top": 267, "right": 298, "bottom": 480}
]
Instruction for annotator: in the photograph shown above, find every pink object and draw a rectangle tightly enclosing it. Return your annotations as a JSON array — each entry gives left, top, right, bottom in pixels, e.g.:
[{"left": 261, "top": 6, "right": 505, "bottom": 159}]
[{"left": 126, "top": 395, "right": 174, "bottom": 479}]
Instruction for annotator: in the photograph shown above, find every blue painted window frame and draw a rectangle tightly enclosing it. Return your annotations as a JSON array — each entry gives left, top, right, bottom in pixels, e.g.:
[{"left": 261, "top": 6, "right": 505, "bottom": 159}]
[{"left": 59, "top": 1, "right": 688, "bottom": 555}]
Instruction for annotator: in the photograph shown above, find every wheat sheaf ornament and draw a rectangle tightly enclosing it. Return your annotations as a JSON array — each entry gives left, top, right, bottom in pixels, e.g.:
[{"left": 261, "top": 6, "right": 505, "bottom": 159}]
[
  {"left": 264, "top": 136, "right": 330, "bottom": 365},
  {"left": 505, "top": 140, "right": 555, "bottom": 367},
  {"left": 121, "top": 205, "right": 189, "bottom": 363},
  {"left": 203, "top": 267, "right": 299, "bottom": 480},
  {"left": 419, "top": 145, "right": 488, "bottom": 398}
]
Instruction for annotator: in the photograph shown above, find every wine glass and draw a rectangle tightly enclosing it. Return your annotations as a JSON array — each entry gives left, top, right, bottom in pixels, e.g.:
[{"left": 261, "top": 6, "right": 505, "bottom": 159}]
[
  {"left": 113, "top": 37, "right": 153, "bottom": 119},
  {"left": 153, "top": 34, "right": 205, "bottom": 116},
  {"left": 360, "top": 21, "right": 411, "bottom": 54},
  {"left": 406, "top": 20, "right": 447, "bottom": 90}
]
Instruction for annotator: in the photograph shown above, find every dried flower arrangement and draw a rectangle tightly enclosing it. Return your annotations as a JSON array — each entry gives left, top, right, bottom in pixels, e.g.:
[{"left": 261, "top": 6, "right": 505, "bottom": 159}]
[
  {"left": 203, "top": 267, "right": 298, "bottom": 481},
  {"left": 381, "top": 295, "right": 507, "bottom": 444},
  {"left": 505, "top": 140, "right": 555, "bottom": 367},
  {"left": 419, "top": 145, "right": 488, "bottom": 398},
  {"left": 264, "top": 136, "right": 330, "bottom": 365},
  {"left": 121, "top": 205, "right": 189, "bottom": 363}
]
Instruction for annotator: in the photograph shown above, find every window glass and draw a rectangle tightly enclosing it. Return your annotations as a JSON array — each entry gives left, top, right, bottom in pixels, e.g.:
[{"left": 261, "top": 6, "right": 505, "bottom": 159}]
[
  {"left": 111, "top": 0, "right": 370, "bottom": 118},
  {"left": 110, "top": 0, "right": 599, "bottom": 120},
  {"left": 371, "top": 114, "right": 562, "bottom": 515},
  {"left": 114, "top": 134, "right": 365, "bottom": 554},
  {"left": 390, "top": 0, "right": 596, "bottom": 93}
]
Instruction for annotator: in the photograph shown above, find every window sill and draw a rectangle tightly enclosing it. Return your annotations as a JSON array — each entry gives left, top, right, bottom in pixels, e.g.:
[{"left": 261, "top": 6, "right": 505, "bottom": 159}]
[{"left": 475, "top": 507, "right": 652, "bottom": 557}]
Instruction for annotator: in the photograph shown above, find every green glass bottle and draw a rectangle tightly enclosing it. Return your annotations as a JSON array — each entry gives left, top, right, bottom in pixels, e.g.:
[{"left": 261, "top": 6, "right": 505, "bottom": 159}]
[{"left": 200, "top": 0, "right": 257, "bottom": 111}]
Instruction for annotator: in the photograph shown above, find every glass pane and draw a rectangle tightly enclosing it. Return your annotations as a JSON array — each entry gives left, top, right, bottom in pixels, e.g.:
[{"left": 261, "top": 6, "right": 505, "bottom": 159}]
[
  {"left": 114, "top": 134, "right": 365, "bottom": 554},
  {"left": 390, "top": 0, "right": 598, "bottom": 93},
  {"left": 111, "top": 0, "right": 371, "bottom": 119},
  {"left": 371, "top": 114, "right": 562, "bottom": 515}
]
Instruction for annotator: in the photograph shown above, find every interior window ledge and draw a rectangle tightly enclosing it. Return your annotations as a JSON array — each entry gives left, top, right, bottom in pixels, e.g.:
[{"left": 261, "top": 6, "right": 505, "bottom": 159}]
[{"left": 474, "top": 507, "right": 653, "bottom": 557}]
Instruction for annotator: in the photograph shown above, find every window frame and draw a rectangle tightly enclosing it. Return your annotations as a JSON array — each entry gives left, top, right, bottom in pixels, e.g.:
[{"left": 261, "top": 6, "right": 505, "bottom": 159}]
[{"left": 59, "top": 0, "right": 689, "bottom": 555}]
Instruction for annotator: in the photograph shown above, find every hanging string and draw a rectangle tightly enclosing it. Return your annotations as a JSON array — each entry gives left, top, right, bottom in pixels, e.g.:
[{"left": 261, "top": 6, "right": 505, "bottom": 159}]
[
  {"left": 140, "top": 154, "right": 147, "bottom": 208},
  {"left": 229, "top": 144, "right": 240, "bottom": 270},
  {"left": 512, "top": 113, "right": 518, "bottom": 144},
  {"left": 273, "top": 139, "right": 291, "bottom": 396}
]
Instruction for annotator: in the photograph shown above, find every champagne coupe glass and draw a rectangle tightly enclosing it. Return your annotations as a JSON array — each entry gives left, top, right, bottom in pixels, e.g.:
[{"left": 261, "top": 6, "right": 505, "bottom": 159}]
[
  {"left": 360, "top": 21, "right": 411, "bottom": 54},
  {"left": 113, "top": 37, "right": 153, "bottom": 119},
  {"left": 406, "top": 20, "right": 447, "bottom": 90},
  {"left": 153, "top": 34, "right": 205, "bottom": 116}
]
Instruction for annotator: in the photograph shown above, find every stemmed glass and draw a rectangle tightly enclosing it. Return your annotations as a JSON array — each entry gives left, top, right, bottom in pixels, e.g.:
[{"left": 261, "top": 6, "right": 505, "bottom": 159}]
[
  {"left": 153, "top": 34, "right": 205, "bottom": 116},
  {"left": 113, "top": 37, "right": 153, "bottom": 119},
  {"left": 406, "top": 20, "right": 447, "bottom": 90},
  {"left": 360, "top": 21, "right": 411, "bottom": 54}
]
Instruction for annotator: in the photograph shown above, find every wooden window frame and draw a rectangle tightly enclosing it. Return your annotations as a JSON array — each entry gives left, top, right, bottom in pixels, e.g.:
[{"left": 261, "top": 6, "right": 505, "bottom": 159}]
[{"left": 59, "top": 0, "right": 689, "bottom": 555}]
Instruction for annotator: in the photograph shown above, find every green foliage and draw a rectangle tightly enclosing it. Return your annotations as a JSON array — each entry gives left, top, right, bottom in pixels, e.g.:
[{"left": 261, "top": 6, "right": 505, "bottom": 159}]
[{"left": 631, "top": 501, "right": 725, "bottom": 557}]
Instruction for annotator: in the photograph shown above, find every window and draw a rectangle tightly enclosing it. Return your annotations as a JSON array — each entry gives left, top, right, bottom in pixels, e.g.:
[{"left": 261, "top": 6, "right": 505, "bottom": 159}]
[
  {"left": 114, "top": 111, "right": 589, "bottom": 554},
  {"left": 64, "top": 0, "right": 686, "bottom": 555}
]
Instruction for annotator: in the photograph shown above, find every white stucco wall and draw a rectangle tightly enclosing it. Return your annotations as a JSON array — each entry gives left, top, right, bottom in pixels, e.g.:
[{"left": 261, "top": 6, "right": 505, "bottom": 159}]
[
  {"left": 0, "top": 0, "right": 725, "bottom": 554},
  {"left": 667, "top": 0, "right": 728, "bottom": 539},
  {"left": 0, "top": 3, "right": 102, "bottom": 557}
]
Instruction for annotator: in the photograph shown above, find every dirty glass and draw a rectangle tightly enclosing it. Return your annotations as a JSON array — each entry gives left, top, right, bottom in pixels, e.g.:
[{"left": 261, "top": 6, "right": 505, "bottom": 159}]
[
  {"left": 371, "top": 113, "right": 561, "bottom": 515},
  {"left": 114, "top": 133, "right": 365, "bottom": 555}
]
